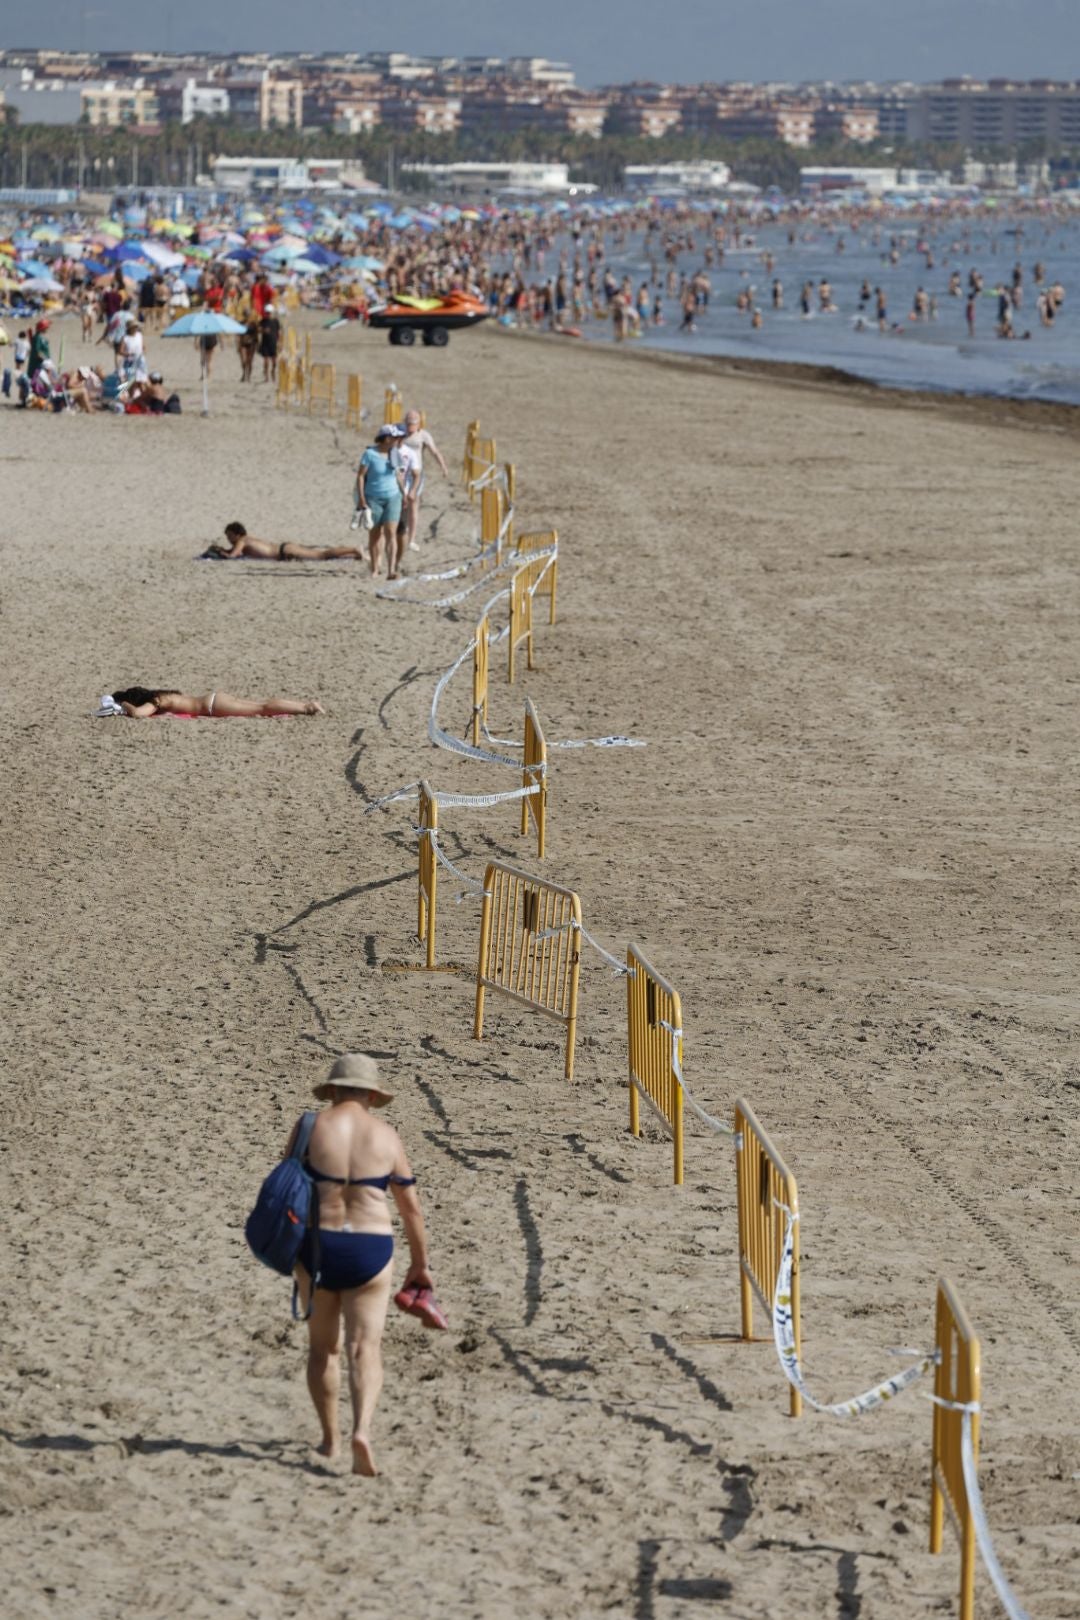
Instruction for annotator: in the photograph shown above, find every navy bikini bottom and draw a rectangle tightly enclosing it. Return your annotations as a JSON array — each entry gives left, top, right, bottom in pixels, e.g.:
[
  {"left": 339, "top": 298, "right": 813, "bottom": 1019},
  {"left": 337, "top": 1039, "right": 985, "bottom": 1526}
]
[{"left": 300, "top": 1229, "right": 394, "bottom": 1292}]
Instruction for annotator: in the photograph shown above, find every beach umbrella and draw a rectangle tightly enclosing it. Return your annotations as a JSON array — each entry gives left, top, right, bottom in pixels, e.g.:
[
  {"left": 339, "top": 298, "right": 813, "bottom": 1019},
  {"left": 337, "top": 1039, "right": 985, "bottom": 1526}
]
[
  {"left": 95, "top": 220, "right": 124, "bottom": 238},
  {"left": 141, "top": 241, "right": 184, "bottom": 270},
  {"left": 15, "top": 258, "right": 53, "bottom": 279},
  {"left": 20, "top": 276, "right": 64, "bottom": 293},
  {"left": 162, "top": 310, "right": 247, "bottom": 417},
  {"left": 0, "top": 274, "right": 23, "bottom": 292}
]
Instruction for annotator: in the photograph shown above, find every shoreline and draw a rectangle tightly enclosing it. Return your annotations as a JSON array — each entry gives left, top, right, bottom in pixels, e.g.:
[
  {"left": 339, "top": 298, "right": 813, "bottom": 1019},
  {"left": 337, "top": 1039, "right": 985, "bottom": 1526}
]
[{"left": 499, "top": 322, "right": 1080, "bottom": 435}]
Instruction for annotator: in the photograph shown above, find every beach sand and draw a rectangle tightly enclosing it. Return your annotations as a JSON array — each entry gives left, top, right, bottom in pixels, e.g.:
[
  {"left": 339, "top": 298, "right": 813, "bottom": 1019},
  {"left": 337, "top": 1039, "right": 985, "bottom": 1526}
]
[{"left": 2, "top": 316, "right": 1078, "bottom": 1618}]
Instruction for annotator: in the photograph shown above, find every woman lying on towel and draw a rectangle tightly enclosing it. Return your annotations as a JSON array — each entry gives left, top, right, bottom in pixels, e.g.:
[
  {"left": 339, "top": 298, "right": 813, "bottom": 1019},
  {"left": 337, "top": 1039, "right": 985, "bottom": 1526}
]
[
  {"left": 201, "top": 522, "right": 364, "bottom": 563},
  {"left": 111, "top": 686, "right": 324, "bottom": 718}
]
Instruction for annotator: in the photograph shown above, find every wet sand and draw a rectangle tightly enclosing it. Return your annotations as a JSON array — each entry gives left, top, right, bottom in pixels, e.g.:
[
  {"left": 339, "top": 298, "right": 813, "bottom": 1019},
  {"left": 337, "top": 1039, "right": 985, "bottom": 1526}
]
[{"left": 2, "top": 315, "right": 1079, "bottom": 1618}]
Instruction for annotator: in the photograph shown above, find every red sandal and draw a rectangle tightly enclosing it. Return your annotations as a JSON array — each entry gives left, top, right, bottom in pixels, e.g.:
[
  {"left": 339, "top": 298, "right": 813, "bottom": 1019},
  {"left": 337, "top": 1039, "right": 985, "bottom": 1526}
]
[{"left": 394, "top": 1283, "right": 449, "bottom": 1331}]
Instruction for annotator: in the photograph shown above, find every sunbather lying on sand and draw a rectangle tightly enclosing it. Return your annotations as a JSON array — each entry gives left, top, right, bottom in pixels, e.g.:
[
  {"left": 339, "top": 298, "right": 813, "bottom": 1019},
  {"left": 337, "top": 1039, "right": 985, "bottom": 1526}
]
[
  {"left": 110, "top": 686, "right": 323, "bottom": 718},
  {"left": 201, "top": 522, "right": 364, "bottom": 563}
]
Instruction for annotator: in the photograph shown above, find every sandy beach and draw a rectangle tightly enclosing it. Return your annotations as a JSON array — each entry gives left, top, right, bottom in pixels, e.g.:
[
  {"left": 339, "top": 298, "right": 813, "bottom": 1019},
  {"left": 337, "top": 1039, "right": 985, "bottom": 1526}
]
[{"left": 2, "top": 315, "right": 1078, "bottom": 1619}]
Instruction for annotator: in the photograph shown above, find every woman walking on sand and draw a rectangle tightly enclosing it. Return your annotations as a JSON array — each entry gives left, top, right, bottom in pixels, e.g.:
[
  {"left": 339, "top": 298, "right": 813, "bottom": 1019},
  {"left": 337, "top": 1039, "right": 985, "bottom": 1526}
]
[
  {"left": 110, "top": 686, "right": 323, "bottom": 717},
  {"left": 353, "top": 425, "right": 408, "bottom": 579},
  {"left": 286, "top": 1054, "right": 443, "bottom": 1475}
]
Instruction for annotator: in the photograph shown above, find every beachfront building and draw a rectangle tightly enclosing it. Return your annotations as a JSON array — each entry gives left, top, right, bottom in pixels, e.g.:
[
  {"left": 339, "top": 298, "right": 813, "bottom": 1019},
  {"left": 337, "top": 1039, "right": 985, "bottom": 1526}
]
[
  {"left": 400, "top": 160, "right": 576, "bottom": 194},
  {"left": 219, "top": 72, "right": 304, "bottom": 129},
  {"left": 209, "top": 155, "right": 352, "bottom": 191},
  {"left": 624, "top": 160, "right": 732, "bottom": 191},
  {"left": 156, "top": 79, "right": 232, "bottom": 124},
  {"left": 81, "top": 82, "right": 160, "bottom": 127}
]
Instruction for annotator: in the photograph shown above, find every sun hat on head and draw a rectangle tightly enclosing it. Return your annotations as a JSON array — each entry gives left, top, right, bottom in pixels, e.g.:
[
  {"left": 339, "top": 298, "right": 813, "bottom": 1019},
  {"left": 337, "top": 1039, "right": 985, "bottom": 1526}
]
[
  {"left": 314, "top": 1052, "right": 394, "bottom": 1106},
  {"left": 376, "top": 422, "right": 404, "bottom": 440}
]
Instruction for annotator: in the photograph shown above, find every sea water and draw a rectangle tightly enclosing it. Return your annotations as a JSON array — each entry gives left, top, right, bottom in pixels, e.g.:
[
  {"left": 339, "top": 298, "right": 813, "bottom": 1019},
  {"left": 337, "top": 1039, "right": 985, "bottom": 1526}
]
[{"left": 561, "top": 212, "right": 1080, "bottom": 405}]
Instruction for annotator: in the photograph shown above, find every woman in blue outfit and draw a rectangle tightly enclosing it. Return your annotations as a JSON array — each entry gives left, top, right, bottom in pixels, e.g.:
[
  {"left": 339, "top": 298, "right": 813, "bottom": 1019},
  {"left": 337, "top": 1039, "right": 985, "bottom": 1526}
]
[
  {"left": 285, "top": 1052, "right": 434, "bottom": 1475},
  {"left": 354, "top": 425, "right": 408, "bottom": 579}
]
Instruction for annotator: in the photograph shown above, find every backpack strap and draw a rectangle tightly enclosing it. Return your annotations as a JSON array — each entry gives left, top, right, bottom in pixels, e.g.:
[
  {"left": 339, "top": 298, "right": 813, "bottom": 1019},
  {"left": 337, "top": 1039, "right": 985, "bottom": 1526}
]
[
  {"left": 291, "top": 1110, "right": 321, "bottom": 1322},
  {"left": 293, "top": 1109, "right": 318, "bottom": 1163}
]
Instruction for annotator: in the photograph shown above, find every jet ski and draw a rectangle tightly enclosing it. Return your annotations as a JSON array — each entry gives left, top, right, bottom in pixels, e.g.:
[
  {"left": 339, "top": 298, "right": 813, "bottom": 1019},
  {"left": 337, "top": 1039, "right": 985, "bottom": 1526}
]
[{"left": 366, "top": 292, "right": 490, "bottom": 346}]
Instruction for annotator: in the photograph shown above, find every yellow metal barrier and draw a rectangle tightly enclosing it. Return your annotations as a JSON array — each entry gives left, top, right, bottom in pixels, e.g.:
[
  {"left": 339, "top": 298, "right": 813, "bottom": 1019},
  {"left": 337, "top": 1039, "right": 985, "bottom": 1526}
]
[
  {"left": 308, "top": 362, "right": 336, "bottom": 417},
  {"left": 735, "top": 1097, "right": 801, "bottom": 1418},
  {"left": 474, "top": 861, "right": 582, "bottom": 1080},
  {"left": 516, "top": 529, "right": 558, "bottom": 625},
  {"left": 472, "top": 614, "right": 489, "bottom": 748},
  {"left": 345, "top": 372, "right": 363, "bottom": 429},
  {"left": 521, "top": 697, "right": 547, "bottom": 858},
  {"left": 416, "top": 780, "right": 438, "bottom": 970},
  {"left": 469, "top": 436, "right": 496, "bottom": 502},
  {"left": 283, "top": 287, "right": 301, "bottom": 312},
  {"left": 462, "top": 420, "right": 479, "bottom": 487},
  {"left": 275, "top": 359, "right": 294, "bottom": 410},
  {"left": 383, "top": 385, "right": 403, "bottom": 425},
  {"left": 292, "top": 356, "right": 306, "bottom": 405},
  {"left": 480, "top": 483, "right": 505, "bottom": 567},
  {"left": 627, "top": 945, "right": 684, "bottom": 1185},
  {"left": 930, "top": 1279, "right": 981, "bottom": 1620},
  {"left": 284, "top": 326, "right": 298, "bottom": 358},
  {"left": 304, "top": 330, "right": 312, "bottom": 365},
  {"left": 507, "top": 554, "right": 551, "bottom": 684}
]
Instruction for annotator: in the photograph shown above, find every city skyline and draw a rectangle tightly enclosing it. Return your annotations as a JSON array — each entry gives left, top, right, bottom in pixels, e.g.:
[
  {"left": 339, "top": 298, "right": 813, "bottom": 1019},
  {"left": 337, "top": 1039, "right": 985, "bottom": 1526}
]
[{"left": 10, "top": 0, "right": 1080, "bottom": 90}]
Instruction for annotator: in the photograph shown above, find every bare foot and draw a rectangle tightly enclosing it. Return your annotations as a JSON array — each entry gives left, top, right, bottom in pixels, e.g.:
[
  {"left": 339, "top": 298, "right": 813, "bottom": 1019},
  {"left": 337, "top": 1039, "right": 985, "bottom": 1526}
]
[
  {"left": 317, "top": 1437, "right": 340, "bottom": 1461},
  {"left": 305, "top": 701, "right": 324, "bottom": 715},
  {"left": 352, "top": 1435, "right": 378, "bottom": 1477}
]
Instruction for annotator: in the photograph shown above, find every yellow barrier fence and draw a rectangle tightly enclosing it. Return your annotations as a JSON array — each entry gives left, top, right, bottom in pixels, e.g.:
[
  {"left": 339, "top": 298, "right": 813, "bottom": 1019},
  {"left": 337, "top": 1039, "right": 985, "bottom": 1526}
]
[
  {"left": 521, "top": 697, "right": 547, "bottom": 858},
  {"left": 930, "top": 1279, "right": 981, "bottom": 1620},
  {"left": 416, "top": 780, "right": 438, "bottom": 970},
  {"left": 275, "top": 359, "right": 294, "bottom": 410},
  {"left": 292, "top": 357, "right": 306, "bottom": 405},
  {"left": 481, "top": 483, "right": 505, "bottom": 567},
  {"left": 627, "top": 945, "right": 684, "bottom": 1185},
  {"left": 308, "top": 362, "right": 337, "bottom": 417},
  {"left": 345, "top": 372, "right": 363, "bottom": 429},
  {"left": 469, "top": 436, "right": 496, "bottom": 501},
  {"left": 462, "top": 420, "right": 479, "bottom": 487},
  {"left": 383, "top": 386, "right": 403, "bottom": 425},
  {"left": 735, "top": 1097, "right": 802, "bottom": 1418},
  {"left": 474, "top": 862, "right": 581, "bottom": 1080},
  {"left": 304, "top": 330, "right": 312, "bottom": 365},
  {"left": 472, "top": 614, "right": 489, "bottom": 747},
  {"left": 284, "top": 326, "right": 298, "bottom": 358},
  {"left": 516, "top": 529, "right": 558, "bottom": 625},
  {"left": 283, "top": 287, "right": 301, "bottom": 312}
]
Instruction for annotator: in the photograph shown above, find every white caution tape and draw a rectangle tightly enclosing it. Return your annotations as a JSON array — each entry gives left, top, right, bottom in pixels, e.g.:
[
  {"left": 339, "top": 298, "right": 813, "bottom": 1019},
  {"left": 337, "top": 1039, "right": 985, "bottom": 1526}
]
[
  {"left": 378, "top": 534, "right": 502, "bottom": 591},
  {"left": 570, "top": 917, "right": 632, "bottom": 976},
  {"left": 925, "top": 1395, "right": 1032, "bottom": 1620},
  {"left": 435, "top": 782, "right": 540, "bottom": 810},
  {"left": 468, "top": 463, "right": 506, "bottom": 494},
  {"left": 481, "top": 718, "right": 646, "bottom": 753},
  {"left": 657, "top": 1019, "right": 735, "bottom": 1138},
  {"left": 772, "top": 1207, "right": 937, "bottom": 1417},
  {"left": 364, "top": 781, "right": 421, "bottom": 816},
  {"left": 429, "top": 642, "right": 520, "bottom": 770},
  {"left": 422, "top": 827, "right": 489, "bottom": 899}
]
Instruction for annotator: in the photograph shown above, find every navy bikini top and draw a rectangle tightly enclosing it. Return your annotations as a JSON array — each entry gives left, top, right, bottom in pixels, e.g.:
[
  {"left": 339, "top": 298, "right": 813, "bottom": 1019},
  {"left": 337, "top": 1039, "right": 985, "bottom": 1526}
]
[{"left": 306, "top": 1160, "right": 416, "bottom": 1191}]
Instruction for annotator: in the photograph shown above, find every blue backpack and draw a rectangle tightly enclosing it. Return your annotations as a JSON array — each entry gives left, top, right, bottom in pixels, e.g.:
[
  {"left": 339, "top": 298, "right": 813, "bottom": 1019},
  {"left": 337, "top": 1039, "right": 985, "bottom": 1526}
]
[{"left": 245, "top": 1111, "right": 322, "bottom": 1319}]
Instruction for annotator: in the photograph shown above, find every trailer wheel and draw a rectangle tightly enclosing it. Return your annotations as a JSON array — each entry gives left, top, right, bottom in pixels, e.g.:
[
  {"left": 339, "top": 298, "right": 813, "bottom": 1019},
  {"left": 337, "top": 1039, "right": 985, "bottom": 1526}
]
[
  {"left": 388, "top": 327, "right": 401, "bottom": 345},
  {"left": 429, "top": 325, "right": 450, "bottom": 348},
  {"left": 396, "top": 326, "right": 416, "bottom": 347}
]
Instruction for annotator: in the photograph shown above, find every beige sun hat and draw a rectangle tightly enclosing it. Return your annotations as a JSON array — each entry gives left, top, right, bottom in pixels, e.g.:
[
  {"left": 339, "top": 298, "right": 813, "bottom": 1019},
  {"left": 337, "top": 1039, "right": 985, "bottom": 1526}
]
[{"left": 314, "top": 1051, "right": 394, "bottom": 1106}]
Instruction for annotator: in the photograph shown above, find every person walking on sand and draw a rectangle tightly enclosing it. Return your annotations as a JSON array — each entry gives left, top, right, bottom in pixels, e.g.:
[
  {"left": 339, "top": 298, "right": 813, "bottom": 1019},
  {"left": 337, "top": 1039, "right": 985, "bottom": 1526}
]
[
  {"left": 400, "top": 408, "right": 449, "bottom": 552},
  {"left": 353, "top": 425, "right": 407, "bottom": 579},
  {"left": 287, "top": 1053, "right": 441, "bottom": 1475}
]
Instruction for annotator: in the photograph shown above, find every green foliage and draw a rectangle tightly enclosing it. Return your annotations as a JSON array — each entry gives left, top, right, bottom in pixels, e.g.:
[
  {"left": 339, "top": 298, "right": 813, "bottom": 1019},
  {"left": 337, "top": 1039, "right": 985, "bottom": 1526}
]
[{"left": 0, "top": 117, "right": 1064, "bottom": 194}]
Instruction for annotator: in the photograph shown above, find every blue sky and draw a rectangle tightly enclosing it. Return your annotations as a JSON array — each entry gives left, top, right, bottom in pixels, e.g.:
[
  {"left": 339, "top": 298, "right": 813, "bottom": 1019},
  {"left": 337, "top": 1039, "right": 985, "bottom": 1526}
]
[{"left": 13, "top": 0, "right": 1080, "bottom": 88}]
